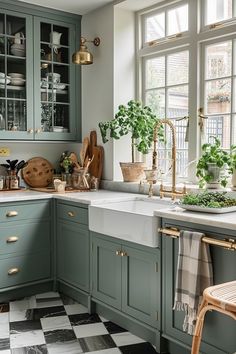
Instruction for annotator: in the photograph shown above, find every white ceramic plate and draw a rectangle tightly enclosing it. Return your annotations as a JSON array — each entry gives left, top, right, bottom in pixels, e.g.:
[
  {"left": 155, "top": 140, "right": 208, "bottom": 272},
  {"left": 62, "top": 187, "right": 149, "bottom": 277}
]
[{"left": 179, "top": 204, "right": 236, "bottom": 213}]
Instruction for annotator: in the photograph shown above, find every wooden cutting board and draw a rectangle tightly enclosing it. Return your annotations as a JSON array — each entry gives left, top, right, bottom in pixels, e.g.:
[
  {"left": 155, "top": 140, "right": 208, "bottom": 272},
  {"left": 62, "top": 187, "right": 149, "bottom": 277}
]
[
  {"left": 22, "top": 157, "right": 54, "bottom": 188},
  {"left": 88, "top": 131, "right": 104, "bottom": 185}
]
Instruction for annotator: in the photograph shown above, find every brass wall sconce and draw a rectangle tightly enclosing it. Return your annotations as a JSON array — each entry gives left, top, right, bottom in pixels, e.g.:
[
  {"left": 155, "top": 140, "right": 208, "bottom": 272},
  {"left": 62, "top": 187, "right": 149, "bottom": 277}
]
[{"left": 72, "top": 37, "right": 100, "bottom": 65}]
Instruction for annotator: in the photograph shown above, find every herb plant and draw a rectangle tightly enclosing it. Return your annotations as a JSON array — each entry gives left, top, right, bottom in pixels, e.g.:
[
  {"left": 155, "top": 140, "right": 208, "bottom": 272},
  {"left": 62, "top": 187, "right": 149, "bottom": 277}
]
[
  {"left": 181, "top": 191, "right": 236, "bottom": 208},
  {"left": 99, "top": 100, "right": 163, "bottom": 163},
  {"left": 196, "top": 137, "right": 232, "bottom": 188},
  {"left": 230, "top": 145, "right": 236, "bottom": 170}
]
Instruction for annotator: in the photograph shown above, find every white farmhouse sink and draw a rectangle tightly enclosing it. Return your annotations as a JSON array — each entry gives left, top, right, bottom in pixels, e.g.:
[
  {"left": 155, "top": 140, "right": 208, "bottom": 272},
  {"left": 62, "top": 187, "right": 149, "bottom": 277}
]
[{"left": 89, "top": 198, "right": 172, "bottom": 247}]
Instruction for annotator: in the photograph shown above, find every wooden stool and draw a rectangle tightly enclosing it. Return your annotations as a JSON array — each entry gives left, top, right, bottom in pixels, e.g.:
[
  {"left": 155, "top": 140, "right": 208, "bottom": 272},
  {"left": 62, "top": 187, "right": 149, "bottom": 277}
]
[{"left": 191, "top": 280, "right": 236, "bottom": 354}]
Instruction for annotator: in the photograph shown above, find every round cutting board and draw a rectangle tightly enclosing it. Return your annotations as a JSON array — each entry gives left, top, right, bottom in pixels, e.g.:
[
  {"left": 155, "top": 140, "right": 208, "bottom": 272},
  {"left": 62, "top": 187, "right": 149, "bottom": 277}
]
[{"left": 22, "top": 157, "right": 54, "bottom": 187}]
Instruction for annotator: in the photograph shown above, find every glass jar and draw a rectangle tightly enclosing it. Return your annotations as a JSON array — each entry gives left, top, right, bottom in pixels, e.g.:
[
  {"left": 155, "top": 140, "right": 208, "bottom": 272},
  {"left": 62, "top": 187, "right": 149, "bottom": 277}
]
[{"left": 72, "top": 170, "right": 90, "bottom": 190}]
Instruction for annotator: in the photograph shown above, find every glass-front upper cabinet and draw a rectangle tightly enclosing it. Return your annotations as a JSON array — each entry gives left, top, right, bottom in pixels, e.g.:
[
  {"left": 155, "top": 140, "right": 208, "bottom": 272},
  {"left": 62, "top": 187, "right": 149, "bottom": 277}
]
[
  {"left": 0, "top": 11, "right": 33, "bottom": 139},
  {"left": 34, "top": 18, "right": 76, "bottom": 140}
]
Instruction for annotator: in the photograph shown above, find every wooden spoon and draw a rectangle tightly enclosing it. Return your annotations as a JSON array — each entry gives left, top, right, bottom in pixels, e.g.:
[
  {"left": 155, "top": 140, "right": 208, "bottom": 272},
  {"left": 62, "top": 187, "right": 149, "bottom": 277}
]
[{"left": 80, "top": 137, "right": 89, "bottom": 167}]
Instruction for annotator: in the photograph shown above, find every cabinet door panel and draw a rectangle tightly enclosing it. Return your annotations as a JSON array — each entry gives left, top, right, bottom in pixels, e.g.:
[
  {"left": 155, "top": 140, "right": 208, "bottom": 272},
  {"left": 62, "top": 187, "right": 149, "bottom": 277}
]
[
  {"left": 122, "top": 246, "right": 160, "bottom": 328},
  {"left": 57, "top": 221, "right": 89, "bottom": 292},
  {"left": 92, "top": 235, "right": 122, "bottom": 309},
  {"left": 163, "top": 236, "right": 236, "bottom": 354}
]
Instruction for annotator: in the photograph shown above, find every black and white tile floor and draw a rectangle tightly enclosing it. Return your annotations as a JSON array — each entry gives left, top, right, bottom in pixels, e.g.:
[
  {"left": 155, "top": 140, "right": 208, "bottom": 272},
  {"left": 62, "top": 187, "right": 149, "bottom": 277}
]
[{"left": 0, "top": 292, "right": 157, "bottom": 354}]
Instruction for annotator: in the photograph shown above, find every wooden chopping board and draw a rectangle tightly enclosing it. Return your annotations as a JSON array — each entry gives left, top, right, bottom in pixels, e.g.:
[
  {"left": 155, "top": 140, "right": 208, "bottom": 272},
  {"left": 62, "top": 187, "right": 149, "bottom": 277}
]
[
  {"left": 88, "top": 131, "right": 104, "bottom": 185},
  {"left": 22, "top": 157, "right": 54, "bottom": 188}
]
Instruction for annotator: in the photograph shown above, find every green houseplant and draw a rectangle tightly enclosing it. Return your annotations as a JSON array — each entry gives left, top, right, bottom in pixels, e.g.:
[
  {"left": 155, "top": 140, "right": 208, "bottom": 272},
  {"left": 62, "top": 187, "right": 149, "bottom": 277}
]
[
  {"left": 196, "top": 137, "right": 232, "bottom": 188},
  {"left": 99, "top": 100, "right": 163, "bottom": 182}
]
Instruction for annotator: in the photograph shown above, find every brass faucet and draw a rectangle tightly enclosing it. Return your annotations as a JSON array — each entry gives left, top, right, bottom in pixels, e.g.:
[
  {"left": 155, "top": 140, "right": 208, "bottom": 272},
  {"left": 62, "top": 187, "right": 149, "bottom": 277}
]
[{"left": 152, "top": 118, "right": 186, "bottom": 200}]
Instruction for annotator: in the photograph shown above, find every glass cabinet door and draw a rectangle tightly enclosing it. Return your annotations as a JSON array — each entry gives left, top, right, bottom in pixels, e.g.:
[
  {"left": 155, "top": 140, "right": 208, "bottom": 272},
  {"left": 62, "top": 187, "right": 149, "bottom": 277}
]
[
  {"left": 34, "top": 18, "right": 76, "bottom": 140},
  {"left": 0, "top": 11, "right": 33, "bottom": 139}
]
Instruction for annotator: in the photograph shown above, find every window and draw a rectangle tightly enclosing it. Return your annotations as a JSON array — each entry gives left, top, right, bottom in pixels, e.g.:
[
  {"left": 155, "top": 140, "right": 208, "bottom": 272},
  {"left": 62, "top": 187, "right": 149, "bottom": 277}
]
[{"left": 138, "top": 0, "right": 236, "bottom": 181}]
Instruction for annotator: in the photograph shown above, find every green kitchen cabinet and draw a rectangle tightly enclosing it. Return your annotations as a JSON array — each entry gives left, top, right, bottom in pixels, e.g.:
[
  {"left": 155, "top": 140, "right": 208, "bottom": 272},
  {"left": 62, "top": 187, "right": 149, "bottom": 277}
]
[
  {"left": 56, "top": 201, "right": 90, "bottom": 293},
  {"left": 91, "top": 232, "right": 160, "bottom": 329},
  {"left": 0, "top": 199, "right": 52, "bottom": 296},
  {"left": 161, "top": 219, "right": 236, "bottom": 354},
  {"left": 0, "top": 0, "right": 81, "bottom": 141}
]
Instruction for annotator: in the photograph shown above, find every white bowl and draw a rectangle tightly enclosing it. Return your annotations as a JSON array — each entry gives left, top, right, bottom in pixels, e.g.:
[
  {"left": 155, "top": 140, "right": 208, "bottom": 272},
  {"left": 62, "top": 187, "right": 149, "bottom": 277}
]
[
  {"left": 11, "top": 48, "right": 25, "bottom": 57},
  {"left": 10, "top": 78, "right": 25, "bottom": 86},
  {"left": 8, "top": 73, "right": 24, "bottom": 78},
  {"left": 0, "top": 72, "right": 5, "bottom": 78},
  {"left": 54, "top": 83, "right": 66, "bottom": 90},
  {"left": 0, "top": 77, "right": 10, "bottom": 85},
  {"left": 53, "top": 126, "right": 64, "bottom": 132}
]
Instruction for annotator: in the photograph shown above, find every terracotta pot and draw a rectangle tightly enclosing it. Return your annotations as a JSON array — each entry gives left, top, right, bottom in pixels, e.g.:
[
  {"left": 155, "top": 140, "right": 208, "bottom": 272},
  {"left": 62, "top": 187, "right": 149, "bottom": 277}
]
[{"left": 120, "top": 162, "right": 146, "bottom": 182}]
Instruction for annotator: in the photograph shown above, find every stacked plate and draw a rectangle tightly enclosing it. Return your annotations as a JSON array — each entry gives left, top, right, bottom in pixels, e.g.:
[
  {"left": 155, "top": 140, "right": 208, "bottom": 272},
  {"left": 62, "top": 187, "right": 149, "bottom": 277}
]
[
  {"left": 8, "top": 73, "right": 25, "bottom": 86},
  {"left": 0, "top": 72, "right": 10, "bottom": 85}
]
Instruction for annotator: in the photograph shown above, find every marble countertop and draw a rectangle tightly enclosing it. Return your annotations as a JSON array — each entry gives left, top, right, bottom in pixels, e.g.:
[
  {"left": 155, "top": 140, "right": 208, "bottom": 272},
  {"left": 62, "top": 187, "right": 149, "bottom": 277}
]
[
  {"left": 1, "top": 189, "right": 236, "bottom": 231},
  {"left": 0, "top": 189, "right": 140, "bottom": 204},
  {"left": 154, "top": 206, "right": 236, "bottom": 231}
]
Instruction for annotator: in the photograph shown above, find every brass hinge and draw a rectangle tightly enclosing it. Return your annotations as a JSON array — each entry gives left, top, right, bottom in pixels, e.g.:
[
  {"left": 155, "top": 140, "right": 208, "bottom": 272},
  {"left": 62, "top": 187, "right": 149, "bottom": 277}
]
[
  {"left": 155, "top": 262, "right": 158, "bottom": 272},
  {"left": 155, "top": 311, "right": 158, "bottom": 321}
]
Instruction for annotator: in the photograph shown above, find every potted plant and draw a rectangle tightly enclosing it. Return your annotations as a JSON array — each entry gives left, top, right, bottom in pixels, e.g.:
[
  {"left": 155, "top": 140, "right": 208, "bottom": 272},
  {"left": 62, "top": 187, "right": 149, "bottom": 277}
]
[
  {"left": 99, "top": 100, "right": 163, "bottom": 182},
  {"left": 196, "top": 137, "right": 232, "bottom": 189}
]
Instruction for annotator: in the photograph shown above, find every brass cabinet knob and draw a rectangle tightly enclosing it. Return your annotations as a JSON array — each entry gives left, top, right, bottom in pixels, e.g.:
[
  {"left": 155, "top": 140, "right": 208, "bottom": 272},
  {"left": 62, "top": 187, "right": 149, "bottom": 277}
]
[
  {"left": 6, "top": 236, "right": 19, "bottom": 243},
  {"left": 115, "top": 250, "right": 121, "bottom": 256},
  {"left": 120, "top": 251, "right": 127, "bottom": 257},
  {"left": 27, "top": 128, "right": 33, "bottom": 134},
  {"left": 67, "top": 211, "right": 75, "bottom": 217},
  {"left": 6, "top": 211, "right": 18, "bottom": 217},
  {"left": 8, "top": 268, "right": 20, "bottom": 275}
]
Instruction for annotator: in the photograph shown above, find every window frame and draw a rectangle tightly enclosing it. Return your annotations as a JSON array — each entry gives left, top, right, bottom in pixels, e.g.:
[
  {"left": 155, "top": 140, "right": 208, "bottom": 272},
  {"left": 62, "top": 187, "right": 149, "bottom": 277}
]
[{"left": 137, "top": 0, "right": 236, "bottom": 182}]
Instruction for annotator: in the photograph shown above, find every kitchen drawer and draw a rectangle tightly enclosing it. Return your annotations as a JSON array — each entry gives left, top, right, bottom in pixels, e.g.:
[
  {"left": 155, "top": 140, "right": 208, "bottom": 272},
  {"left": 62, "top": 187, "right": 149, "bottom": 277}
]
[
  {"left": 0, "top": 251, "right": 51, "bottom": 289},
  {"left": 0, "top": 221, "right": 50, "bottom": 256},
  {"left": 57, "top": 203, "right": 88, "bottom": 225},
  {"left": 0, "top": 201, "right": 50, "bottom": 223}
]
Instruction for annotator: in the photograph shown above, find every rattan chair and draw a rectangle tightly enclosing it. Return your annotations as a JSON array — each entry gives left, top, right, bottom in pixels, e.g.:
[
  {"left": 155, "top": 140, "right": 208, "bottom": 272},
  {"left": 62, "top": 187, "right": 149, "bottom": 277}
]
[{"left": 191, "top": 280, "right": 236, "bottom": 354}]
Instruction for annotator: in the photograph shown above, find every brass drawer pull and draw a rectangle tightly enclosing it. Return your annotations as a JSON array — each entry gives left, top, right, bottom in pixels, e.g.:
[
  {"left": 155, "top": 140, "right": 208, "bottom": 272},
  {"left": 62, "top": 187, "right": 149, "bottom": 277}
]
[
  {"left": 8, "top": 268, "right": 20, "bottom": 275},
  {"left": 6, "top": 211, "right": 18, "bottom": 217},
  {"left": 6, "top": 236, "right": 19, "bottom": 243},
  {"left": 68, "top": 211, "right": 75, "bottom": 217}
]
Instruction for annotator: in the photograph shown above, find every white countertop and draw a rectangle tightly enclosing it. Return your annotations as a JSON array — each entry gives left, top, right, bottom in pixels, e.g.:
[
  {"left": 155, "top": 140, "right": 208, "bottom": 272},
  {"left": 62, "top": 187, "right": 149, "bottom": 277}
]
[
  {"left": 0, "top": 189, "right": 140, "bottom": 204},
  {"left": 1, "top": 189, "right": 236, "bottom": 231},
  {"left": 154, "top": 206, "right": 236, "bottom": 231}
]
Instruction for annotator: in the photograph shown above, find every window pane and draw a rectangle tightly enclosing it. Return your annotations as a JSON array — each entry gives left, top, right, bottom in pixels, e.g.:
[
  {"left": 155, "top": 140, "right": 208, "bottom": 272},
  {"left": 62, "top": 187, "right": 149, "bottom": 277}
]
[
  {"left": 167, "top": 4, "right": 188, "bottom": 36},
  {"left": 145, "top": 89, "right": 165, "bottom": 118},
  {"left": 206, "top": 79, "right": 231, "bottom": 114},
  {"left": 206, "top": 41, "right": 232, "bottom": 79},
  {"left": 167, "top": 85, "right": 189, "bottom": 118},
  {"left": 205, "top": 115, "right": 231, "bottom": 149},
  {"left": 145, "top": 12, "right": 165, "bottom": 42},
  {"left": 232, "top": 114, "right": 236, "bottom": 144},
  {"left": 205, "top": 0, "right": 232, "bottom": 25},
  {"left": 146, "top": 56, "right": 165, "bottom": 89},
  {"left": 167, "top": 51, "right": 189, "bottom": 86}
]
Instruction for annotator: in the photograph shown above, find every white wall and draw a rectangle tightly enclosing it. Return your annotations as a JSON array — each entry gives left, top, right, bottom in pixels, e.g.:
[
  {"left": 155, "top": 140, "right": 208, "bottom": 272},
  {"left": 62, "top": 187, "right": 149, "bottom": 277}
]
[
  {"left": 82, "top": 3, "right": 136, "bottom": 181},
  {"left": 81, "top": 4, "right": 114, "bottom": 180}
]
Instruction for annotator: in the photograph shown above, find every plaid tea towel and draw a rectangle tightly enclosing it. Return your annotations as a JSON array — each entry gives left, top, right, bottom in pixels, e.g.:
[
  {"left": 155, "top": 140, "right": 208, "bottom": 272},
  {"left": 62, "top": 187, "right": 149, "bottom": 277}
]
[{"left": 173, "top": 230, "right": 213, "bottom": 335}]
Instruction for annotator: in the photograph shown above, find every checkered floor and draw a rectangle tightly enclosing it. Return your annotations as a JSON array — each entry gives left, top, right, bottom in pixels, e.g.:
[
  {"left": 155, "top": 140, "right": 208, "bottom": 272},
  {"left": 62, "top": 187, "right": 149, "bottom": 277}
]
[{"left": 0, "top": 292, "right": 157, "bottom": 353}]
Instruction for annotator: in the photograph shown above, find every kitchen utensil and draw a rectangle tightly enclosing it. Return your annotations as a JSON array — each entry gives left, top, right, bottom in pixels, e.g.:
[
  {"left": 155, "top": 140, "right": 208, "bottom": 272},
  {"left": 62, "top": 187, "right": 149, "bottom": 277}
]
[
  {"left": 88, "top": 130, "right": 104, "bottom": 186},
  {"left": 80, "top": 136, "right": 89, "bottom": 167},
  {"left": 22, "top": 157, "right": 54, "bottom": 187}
]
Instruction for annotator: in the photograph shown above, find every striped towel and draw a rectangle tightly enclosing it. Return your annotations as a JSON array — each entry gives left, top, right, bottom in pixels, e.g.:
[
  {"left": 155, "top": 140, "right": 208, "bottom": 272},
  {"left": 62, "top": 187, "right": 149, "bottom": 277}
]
[{"left": 173, "top": 230, "right": 213, "bottom": 335}]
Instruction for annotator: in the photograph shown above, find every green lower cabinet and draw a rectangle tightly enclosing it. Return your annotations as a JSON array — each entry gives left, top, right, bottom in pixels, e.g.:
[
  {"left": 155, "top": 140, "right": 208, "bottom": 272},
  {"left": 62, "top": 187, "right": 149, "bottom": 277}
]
[
  {"left": 162, "top": 219, "right": 236, "bottom": 354},
  {"left": 122, "top": 245, "right": 159, "bottom": 328},
  {"left": 57, "top": 221, "right": 90, "bottom": 292},
  {"left": 92, "top": 236, "right": 122, "bottom": 309},
  {"left": 91, "top": 232, "right": 160, "bottom": 329}
]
